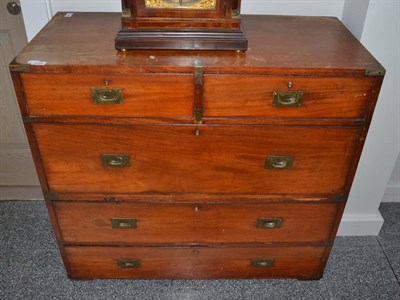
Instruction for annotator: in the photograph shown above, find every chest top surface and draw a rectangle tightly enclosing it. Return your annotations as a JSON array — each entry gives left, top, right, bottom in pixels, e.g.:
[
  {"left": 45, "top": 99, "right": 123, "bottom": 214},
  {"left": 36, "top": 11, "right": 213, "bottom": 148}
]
[{"left": 13, "top": 12, "right": 383, "bottom": 76}]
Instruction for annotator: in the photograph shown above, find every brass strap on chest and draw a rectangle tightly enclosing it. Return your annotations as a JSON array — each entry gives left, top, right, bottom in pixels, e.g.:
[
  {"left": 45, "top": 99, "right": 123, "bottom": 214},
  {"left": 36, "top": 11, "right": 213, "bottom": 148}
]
[
  {"left": 23, "top": 116, "right": 39, "bottom": 123},
  {"left": 194, "top": 58, "right": 204, "bottom": 124}
]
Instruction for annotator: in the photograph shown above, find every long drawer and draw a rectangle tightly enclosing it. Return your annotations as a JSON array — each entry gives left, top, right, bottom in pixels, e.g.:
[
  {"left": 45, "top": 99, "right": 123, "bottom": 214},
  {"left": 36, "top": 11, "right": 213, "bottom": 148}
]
[
  {"left": 34, "top": 124, "right": 360, "bottom": 194},
  {"left": 204, "top": 75, "right": 374, "bottom": 119},
  {"left": 54, "top": 202, "right": 338, "bottom": 244},
  {"left": 20, "top": 73, "right": 194, "bottom": 117},
  {"left": 65, "top": 245, "right": 326, "bottom": 279}
]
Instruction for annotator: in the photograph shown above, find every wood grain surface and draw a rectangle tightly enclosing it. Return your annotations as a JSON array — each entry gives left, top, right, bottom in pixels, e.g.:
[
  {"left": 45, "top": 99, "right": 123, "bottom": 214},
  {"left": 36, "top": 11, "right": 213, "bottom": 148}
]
[
  {"left": 65, "top": 245, "right": 326, "bottom": 279},
  {"left": 21, "top": 73, "right": 194, "bottom": 117},
  {"left": 33, "top": 124, "right": 360, "bottom": 195},
  {"left": 13, "top": 13, "right": 384, "bottom": 76},
  {"left": 204, "top": 75, "right": 374, "bottom": 119},
  {"left": 10, "top": 13, "right": 384, "bottom": 280},
  {"left": 54, "top": 201, "right": 338, "bottom": 244}
]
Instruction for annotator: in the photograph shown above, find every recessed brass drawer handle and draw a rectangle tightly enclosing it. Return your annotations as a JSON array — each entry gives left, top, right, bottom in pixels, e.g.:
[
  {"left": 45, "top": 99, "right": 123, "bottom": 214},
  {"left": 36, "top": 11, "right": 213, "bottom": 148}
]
[
  {"left": 272, "top": 91, "right": 303, "bottom": 107},
  {"left": 101, "top": 154, "right": 131, "bottom": 168},
  {"left": 91, "top": 87, "right": 123, "bottom": 104},
  {"left": 111, "top": 218, "right": 137, "bottom": 229},
  {"left": 265, "top": 156, "right": 293, "bottom": 170},
  {"left": 251, "top": 258, "right": 275, "bottom": 268},
  {"left": 257, "top": 218, "right": 283, "bottom": 229},
  {"left": 117, "top": 259, "right": 140, "bottom": 268}
]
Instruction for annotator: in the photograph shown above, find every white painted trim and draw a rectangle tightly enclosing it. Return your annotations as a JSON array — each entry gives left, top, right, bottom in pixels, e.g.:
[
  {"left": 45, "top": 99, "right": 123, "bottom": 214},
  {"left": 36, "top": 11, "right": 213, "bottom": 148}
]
[
  {"left": 0, "top": 149, "right": 39, "bottom": 186},
  {"left": 381, "top": 185, "right": 400, "bottom": 203},
  {"left": 45, "top": 0, "right": 54, "bottom": 18},
  {"left": 20, "top": 0, "right": 53, "bottom": 41},
  {"left": 0, "top": 186, "right": 43, "bottom": 200},
  {"left": 337, "top": 211, "right": 384, "bottom": 236}
]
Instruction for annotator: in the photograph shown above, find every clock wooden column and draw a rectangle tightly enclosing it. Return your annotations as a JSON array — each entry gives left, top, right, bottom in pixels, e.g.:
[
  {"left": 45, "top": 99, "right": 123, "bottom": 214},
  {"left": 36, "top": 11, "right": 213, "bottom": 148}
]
[
  {"left": 115, "top": 0, "right": 248, "bottom": 50},
  {"left": 10, "top": 12, "right": 384, "bottom": 280}
]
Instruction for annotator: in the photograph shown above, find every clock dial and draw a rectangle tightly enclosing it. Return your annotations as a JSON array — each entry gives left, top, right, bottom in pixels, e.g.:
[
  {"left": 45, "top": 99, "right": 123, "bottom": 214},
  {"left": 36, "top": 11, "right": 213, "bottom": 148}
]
[{"left": 145, "top": 0, "right": 217, "bottom": 9}]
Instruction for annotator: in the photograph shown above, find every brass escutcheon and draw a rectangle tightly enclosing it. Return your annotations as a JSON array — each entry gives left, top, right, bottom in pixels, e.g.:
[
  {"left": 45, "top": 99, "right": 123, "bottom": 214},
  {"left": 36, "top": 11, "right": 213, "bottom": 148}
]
[
  {"left": 101, "top": 154, "right": 131, "bottom": 168},
  {"left": 91, "top": 87, "right": 123, "bottom": 104},
  {"left": 251, "top": 258, "right": 275, "bottom": 268},
  {"left": 265, "top": 156, "right": 293, "bottom": 170},
  {"left": 272, "top": 91, "right": 303, "bottom": 107},
  {"left": 256, "top": 218, "right": 283, "bottom": 229},
  {"left": 111, "top": 218, "right": 137, "bottom": 229},
  {"left": 117, "top": 259, "right": 140, "bottom": 268}
]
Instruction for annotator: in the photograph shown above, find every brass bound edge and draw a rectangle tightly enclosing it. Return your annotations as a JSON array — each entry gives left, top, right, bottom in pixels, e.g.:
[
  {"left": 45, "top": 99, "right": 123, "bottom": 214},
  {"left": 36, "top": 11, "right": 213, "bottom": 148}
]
[
  {"left": 333, "top": 195, "right": 348, "bottom": 202},
  {"left": 365, "top": 68, "right": 385, "bottom": 76},
  {"left": 194, "top": 58, "right": 204, "bottom": 124},
  {"left": 43, "top": 192, "right": 59, "bottom": 201},
  {"left": 9, "top": 58, "right": 31, "bottom": 73},
  {"left": 23, "top": 116, "right": 39, "bottom": 123}
]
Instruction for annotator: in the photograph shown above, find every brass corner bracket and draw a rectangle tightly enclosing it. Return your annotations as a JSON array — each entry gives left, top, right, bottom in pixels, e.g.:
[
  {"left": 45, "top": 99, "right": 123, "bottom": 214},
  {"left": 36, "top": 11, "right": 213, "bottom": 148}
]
[
  {"left": 9, "top": 58, "right": 31, "bottom": 73},
  {"left": 365, "top": 68, "right": 385, "bottom": 76},
  {"left": 43, "top": 192, "right": 59, "bottom": 201}
]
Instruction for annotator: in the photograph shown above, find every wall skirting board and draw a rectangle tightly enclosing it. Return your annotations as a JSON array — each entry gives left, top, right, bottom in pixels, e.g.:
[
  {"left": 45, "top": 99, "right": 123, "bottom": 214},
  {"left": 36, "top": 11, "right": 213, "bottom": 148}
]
[
  {"left": 0, "top": 149, "right": 39, "bottom": 186},
  {"left": 0, "top": 186, "right": 43, "bottom": 201},
  {"left": 337, "top": 212, "right": 384, "bottom": 236}
]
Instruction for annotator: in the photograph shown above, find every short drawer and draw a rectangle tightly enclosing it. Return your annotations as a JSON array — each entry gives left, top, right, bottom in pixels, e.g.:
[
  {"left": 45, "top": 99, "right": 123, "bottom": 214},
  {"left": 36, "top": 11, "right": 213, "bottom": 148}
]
[
  {"left": 204, "top": 75, "right": 374, "bottom": 119},
  {"left": 54, "top": 202, "right": 338, "bottom": 244},
  {"left": 20, "top": 73, "right": 194, "bottom": 117},
  {"left": 34, "top": 124, "right": 360, "bottom": 194},
  {"left": 65, "top": 245, "right": 326, "bottom": 279}
]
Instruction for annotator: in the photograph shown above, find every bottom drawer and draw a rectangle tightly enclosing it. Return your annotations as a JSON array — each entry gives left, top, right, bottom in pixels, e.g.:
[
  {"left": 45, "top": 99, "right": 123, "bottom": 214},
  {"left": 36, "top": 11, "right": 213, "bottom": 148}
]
[{"left": 65, "top": 245, "right": 326, "bottom": 279}]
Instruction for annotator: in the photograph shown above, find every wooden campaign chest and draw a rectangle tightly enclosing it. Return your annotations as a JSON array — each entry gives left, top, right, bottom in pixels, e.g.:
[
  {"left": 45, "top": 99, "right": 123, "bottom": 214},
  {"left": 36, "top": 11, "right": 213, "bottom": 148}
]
[{"left": 10, "top": 12, "right": 384, "bottom": 280}]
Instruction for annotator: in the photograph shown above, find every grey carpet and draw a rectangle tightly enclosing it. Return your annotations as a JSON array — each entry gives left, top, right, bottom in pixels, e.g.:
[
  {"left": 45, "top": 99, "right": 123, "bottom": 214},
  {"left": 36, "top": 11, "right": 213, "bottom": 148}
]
[{"left": 1, "top": 201, "right": 399, "bottom": 300}]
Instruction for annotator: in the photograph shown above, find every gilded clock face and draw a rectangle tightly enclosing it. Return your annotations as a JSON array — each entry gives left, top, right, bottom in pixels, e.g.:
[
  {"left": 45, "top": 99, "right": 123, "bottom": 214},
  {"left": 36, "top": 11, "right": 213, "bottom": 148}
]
[{"left": 145, "top": 0, "right": 217, "bottom": 9}]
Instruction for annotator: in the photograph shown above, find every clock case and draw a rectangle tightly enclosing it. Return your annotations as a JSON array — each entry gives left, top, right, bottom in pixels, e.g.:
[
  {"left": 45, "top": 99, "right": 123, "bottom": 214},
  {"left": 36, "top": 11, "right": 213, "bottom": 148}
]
[{"left": 115, "top": 0, "right": 248, "bottom": 51}]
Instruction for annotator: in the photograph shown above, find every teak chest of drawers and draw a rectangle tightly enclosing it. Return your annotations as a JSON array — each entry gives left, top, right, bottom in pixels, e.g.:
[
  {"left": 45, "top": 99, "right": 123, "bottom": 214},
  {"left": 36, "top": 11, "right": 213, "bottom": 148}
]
[{"left": 10, "top": 13, "right": 384, "bottom": 280}]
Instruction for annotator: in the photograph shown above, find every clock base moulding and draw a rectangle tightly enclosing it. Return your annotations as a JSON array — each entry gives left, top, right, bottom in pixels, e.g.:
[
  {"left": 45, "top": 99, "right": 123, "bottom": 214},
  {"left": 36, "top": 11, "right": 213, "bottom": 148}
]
[
  {"left": 115, "top": 25, "right": 248, "bottom": 51},
  {"left": 117, "top": 0, "right": 248, "bottom": 51}
]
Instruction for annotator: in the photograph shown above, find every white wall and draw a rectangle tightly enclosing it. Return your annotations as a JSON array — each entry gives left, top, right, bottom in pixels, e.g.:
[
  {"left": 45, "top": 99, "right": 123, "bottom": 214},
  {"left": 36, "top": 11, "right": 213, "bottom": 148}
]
[
  {"left": 49, "top": 0, "right": 121, "bottom": 13},
  {"left": 20, "top": 0, "right": 52, "bottom": 41},
  {"left": 17, "top": 0, "right": 399, "bottom": 236},
  {"left": 338, "top": 0, "right": 400, "bottom": 235},
  {"left": 22, "top": 0, "right": 346, "bottom": 41},
  {"left": 243, "top": 0, "right": 345, "bottom": 17},
  {"left": 341, "top": 0, "right": 369, "bottom": 39},
  {"left": 46, "top": 0, "right": 347, "bottom": 18},
  {"left": 382, "top": 154, "right": 400, "bottom": 202}
]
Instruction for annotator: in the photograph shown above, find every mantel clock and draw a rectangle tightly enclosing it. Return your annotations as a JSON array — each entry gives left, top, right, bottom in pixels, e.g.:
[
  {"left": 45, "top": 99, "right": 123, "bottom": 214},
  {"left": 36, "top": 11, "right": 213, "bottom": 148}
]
[{"left": 115, "top": 0, "right": 248, "bottom": 51}]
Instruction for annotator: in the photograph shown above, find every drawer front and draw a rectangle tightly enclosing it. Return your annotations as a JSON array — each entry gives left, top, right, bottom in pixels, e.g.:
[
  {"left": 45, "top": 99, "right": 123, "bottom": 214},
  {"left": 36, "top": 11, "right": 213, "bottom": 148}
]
[
  {"left": 54, "top": 202, "right": 338, "bottom": 244},
  {"left": 65, "top": 245, "right": 325, "bottom": 279},
  {"left": 21, "top": 73, "right": 194, "bottom": 117},
  {"left": 34, "top": 124, "right": 359, "bottom": 194},
  {"left": 204, "top": 76, "right": 374, "bottom": 119}
]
